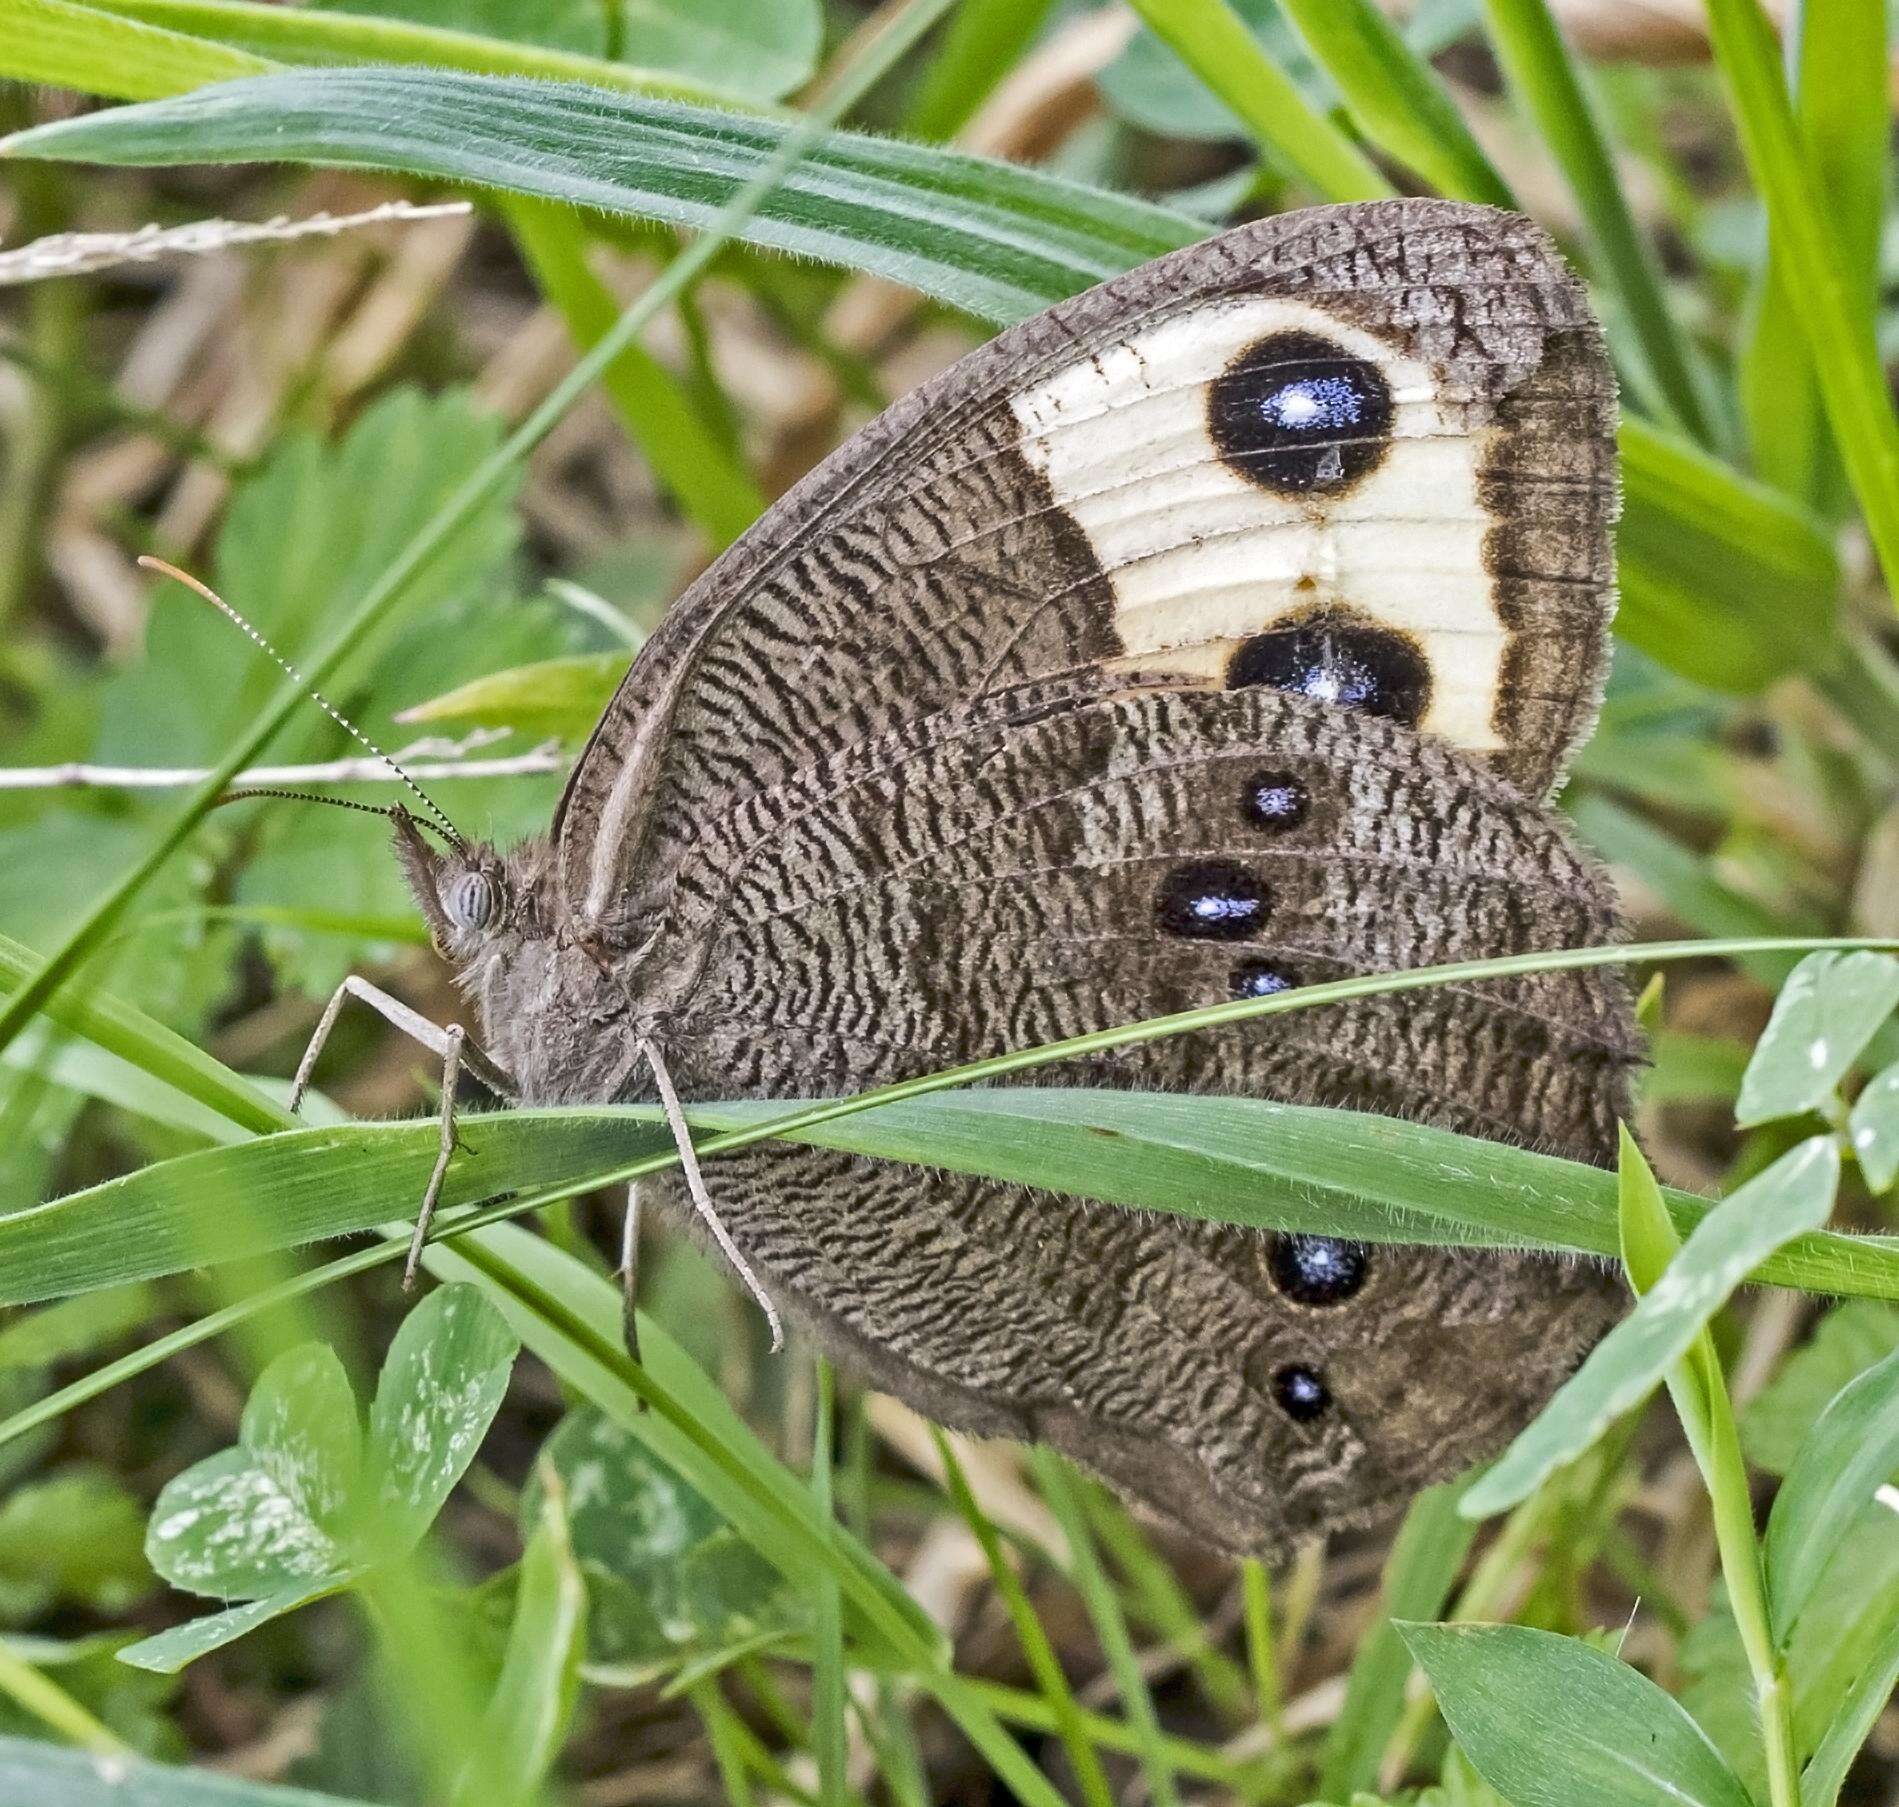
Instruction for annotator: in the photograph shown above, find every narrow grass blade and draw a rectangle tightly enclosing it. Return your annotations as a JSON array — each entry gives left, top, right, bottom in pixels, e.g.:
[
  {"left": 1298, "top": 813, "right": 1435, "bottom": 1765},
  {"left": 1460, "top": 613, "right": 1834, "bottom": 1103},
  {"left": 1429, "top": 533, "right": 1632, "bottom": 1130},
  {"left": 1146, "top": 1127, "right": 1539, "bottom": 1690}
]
[
  {"left": 1479, "top": 0, "right": 1715, "bottom": 442},
  {"left": 1464, "top": 1136, "right": 1843, "bottom": 1517},
  {"left": 1031, "top": 1453, "right": 1181, "bottom": 1807},
  {"left": 1121, "top": 0, "right": 1393, "bottom": 200},
  {"left": 1277, "top": 0, "right": 1513, "bottom": 205},
  {"left": 1800, "top": 1605, "right": 1899, "bottom": 1807},
  {"left": 1703, "top": 0, "right": 1899, "bottom": 605},
  {"left": 934, "top": 1433, "right": 1116, "bottom": 1807},
  {"left": 0, "top": 0, "right": 270, "bottom": 98},
  {"left": 506, "top": 200, "right": 766, "bottom": 547},
  {"left": 904, "top": 0, "right": 1058, "bottom": 141},
  {"left": 79, "top": 0, "right": 761, "bottom": 104},
  {"left": 1319, "top": 1479, "right": 1476, "bottom": 1799}
]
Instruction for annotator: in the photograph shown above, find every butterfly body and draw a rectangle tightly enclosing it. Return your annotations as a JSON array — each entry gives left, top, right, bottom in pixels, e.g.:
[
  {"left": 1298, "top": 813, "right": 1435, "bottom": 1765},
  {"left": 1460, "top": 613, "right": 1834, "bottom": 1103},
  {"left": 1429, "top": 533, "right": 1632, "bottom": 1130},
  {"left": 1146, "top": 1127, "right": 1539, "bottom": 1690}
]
[{"left": 399, "top": 199, "right": 1639, "bottom": 1553}]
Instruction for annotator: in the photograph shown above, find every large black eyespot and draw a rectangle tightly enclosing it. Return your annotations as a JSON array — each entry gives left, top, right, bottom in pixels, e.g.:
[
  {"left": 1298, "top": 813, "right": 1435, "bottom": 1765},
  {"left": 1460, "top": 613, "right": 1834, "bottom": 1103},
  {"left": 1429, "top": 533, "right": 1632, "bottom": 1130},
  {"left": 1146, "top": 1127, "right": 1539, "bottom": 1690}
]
[
  {"left": 1209, "top": 330, "right": 1394, "bottom": 494},
  {"left": 1156, "top": 862, "right": 1269, "bottom": 941},
  {"left": 1229, "top": 958, "right": 1297, "bottom": 1000},
  {"left": 1272, "top": 1364, "right": 1331, "bottom": 1422},
  {"left": 1227, "top": 610, "right": 1431, "bottom": 725},
  {"left": 1241, "top": 770, "right": 1309, "bottom": 831},
  {"left": 1268, "top": 1234, "right": 1368, "bottom": 1306}
]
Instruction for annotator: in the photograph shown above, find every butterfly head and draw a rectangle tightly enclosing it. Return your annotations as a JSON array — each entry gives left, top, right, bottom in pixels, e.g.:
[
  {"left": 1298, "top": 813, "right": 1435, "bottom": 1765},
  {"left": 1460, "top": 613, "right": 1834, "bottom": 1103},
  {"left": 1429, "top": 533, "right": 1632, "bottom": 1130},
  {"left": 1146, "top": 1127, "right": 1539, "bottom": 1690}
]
[{"left": 391, "top": 805, "right": 522, "bottom": 962}]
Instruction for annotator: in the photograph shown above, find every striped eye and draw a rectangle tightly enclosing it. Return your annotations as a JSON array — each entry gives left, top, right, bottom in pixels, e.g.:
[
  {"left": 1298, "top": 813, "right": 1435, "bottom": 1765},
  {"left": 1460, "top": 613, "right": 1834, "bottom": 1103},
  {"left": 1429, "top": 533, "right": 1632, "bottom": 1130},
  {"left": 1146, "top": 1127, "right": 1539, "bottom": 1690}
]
[{"left": 444, "top": 869, "right": 498, "bottom": 932}]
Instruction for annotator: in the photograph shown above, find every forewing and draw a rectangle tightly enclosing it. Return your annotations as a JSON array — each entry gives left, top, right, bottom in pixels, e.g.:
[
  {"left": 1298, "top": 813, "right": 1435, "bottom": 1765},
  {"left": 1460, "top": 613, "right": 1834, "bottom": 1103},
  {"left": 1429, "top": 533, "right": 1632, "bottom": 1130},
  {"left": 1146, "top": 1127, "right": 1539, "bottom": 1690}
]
[{"left": 554, "top": 199, "right": 1617, "bottom": 941}]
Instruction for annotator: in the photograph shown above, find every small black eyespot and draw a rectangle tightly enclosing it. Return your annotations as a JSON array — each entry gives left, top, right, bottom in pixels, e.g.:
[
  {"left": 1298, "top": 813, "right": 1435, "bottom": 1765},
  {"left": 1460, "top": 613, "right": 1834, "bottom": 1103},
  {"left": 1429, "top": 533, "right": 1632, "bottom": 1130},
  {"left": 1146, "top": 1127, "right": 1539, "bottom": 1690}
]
[
  {"left": 1241, "top": 770, "right": 1309, "bottom": 831},
  {"left": 1268, "top": 1234, "right": 1368, "bottom": 1306},
  {"left": 1272, "top": 1364, "right": 1331, "bottom": 1422},
  {"left": 1156, "top": 862, "right": 1269, "bottom": 942},
  {"left": 1226, "top": 610, "right": 1431, "bottom": 725},
  {"left": 1229, "top": 958, "right": 1297, "bottom": 1000},
  {"left": 1208, "top": 330, "right": 1394, "bottom": 494}
]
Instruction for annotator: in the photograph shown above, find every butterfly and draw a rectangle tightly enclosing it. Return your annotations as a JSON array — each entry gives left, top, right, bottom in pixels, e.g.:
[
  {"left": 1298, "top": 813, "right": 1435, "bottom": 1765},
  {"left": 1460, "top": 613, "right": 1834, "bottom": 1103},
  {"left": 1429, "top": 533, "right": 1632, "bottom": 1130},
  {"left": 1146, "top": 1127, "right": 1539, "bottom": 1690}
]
[{"left": 379, "top": 197, "right": 1639, "bottom": 1556}]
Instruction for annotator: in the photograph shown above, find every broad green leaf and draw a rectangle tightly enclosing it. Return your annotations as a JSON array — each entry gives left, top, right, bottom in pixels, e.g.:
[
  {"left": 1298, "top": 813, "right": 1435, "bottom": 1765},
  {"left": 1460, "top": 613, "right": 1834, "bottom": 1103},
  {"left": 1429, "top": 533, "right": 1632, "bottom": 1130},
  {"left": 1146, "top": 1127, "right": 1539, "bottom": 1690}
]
[
  {"left": 1764, "top": 1343, "right": 1899, "bottom": 1640},
  {"left": 1744, "top": 1300, "right": 1899, "bottom": 1475},
  {"left": 239, "top": 1345, "right": 363, "bottom": 1534},
  {"left": 396, "top": 651, "right": 629, "bottom": 739},
  {"left": 1463, "top": 1136, "right": 1842, "bottom": 1516},
  {"left": 1, "top": 69, "right": 1201, "bottom": 327},
  {"left": 146, "top": 1445, "right": 347, "bottom": 1599},
  {"left": 1319, "top": 1481, "right": 1477, "bottom": 1800},
  {"left": 521, "top": 1406, "right": 782, "bottom": 1672},
  {"left": 450, "top": 1477, "right": 587, "bottom": 1807},
  {"left": 1851, "top": 1061, "right": 1899, "bottom": 1192},
  {"left": 119, "top": 1576, "right": 357, "bottom": 1674},
  {"left": 0, "top": 1733, "right": 379, "bottom": 1805},
  {"left": 1400, "top": 1623, "right": 1754, "bottom": 1807},
  {"left": 1734, "top": 950, "right": 1899, "bottom": 1126},
  {"left": 364, "top": 1284, "right": 519, "bottom": 1553}
]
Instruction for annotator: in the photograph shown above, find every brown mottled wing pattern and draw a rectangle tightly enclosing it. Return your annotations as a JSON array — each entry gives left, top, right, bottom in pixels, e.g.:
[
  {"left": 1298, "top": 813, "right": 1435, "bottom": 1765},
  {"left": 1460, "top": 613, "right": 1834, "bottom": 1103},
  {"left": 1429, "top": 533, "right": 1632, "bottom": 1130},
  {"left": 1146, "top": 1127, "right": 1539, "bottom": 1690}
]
[{"left": 528, "top": 200, "right": 1631, "bottom": 1553}]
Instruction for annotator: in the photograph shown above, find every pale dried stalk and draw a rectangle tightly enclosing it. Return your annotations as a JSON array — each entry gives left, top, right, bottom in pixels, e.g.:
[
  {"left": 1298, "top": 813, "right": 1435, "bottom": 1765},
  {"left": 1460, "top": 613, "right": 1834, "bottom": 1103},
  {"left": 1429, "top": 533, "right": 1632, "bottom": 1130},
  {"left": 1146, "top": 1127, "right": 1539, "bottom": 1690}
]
[
  {"left": 0, "top": 201, "right": 473, "bottom": 287},
  {"left": 0, "top": 732, "right": 564, "bottom": 791}
]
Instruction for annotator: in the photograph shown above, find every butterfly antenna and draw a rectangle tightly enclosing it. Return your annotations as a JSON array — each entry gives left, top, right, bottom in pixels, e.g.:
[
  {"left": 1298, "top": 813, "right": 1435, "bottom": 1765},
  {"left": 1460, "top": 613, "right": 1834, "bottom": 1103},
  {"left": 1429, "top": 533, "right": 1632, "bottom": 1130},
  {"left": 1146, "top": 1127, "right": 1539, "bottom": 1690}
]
[
  {"left": 639, "top": 1035, "right": 784, "bottom": 1353},
  {"left": 138, "top": 555, "right": 466, "bottom": 849}
]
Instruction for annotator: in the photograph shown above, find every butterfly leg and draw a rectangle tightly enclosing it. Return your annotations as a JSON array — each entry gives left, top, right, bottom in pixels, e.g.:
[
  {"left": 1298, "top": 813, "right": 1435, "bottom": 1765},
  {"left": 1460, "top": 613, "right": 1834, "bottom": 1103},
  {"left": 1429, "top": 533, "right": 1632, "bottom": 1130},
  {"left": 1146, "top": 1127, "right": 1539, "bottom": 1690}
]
[
  {"left": 638, "top": 1037, "right": 785, "bottom": 1354},
  {"left": 618, "top": 1181, "right": 643, "bottom": 1369},
  {"left": 290, "top": 975, "right": 514, "bottom": 1289}
]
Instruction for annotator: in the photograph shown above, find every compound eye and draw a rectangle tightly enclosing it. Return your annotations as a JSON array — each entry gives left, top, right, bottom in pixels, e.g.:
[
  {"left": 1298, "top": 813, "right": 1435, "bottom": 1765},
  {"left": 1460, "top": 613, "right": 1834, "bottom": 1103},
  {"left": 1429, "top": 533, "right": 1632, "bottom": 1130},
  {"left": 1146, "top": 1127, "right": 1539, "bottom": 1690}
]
[{"left": 444, "top": 869, "right": 498, "bottom": 932}]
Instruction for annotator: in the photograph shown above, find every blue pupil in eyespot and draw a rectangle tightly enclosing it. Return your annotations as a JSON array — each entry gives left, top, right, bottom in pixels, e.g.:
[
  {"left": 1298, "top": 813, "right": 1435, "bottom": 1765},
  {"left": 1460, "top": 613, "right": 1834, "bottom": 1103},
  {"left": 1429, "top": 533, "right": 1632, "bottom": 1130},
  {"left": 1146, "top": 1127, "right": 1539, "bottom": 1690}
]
[{"left": 1261, "top": 374, "right": 1363, "bottom": 435}]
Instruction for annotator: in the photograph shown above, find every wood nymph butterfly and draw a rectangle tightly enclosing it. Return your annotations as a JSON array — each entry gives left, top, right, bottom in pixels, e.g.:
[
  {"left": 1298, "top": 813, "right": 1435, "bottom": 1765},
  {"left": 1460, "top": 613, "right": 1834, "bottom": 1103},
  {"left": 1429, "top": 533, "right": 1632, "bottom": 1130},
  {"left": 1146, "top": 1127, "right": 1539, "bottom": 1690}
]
[{"left": 383, "top": 198, "right": 1639, "bottom": 1555}]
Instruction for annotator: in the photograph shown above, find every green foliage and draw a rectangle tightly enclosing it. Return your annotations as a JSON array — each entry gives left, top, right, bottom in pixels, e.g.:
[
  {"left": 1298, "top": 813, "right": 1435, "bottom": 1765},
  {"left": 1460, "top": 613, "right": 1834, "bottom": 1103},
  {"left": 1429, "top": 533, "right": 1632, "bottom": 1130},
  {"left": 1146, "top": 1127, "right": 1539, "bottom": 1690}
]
[
  {"left": 2, "top": 1, "right": 1899, "bottom": 1800},
  {"left": 1402, "top": 1623, "right": 1754, "bottom": 1807},
  {"left": 124, "top": 1285, "right": 517, "bottom": 1671},
  {"left": 520, "top": 1406, "right": 785, "bottom": 1677}
]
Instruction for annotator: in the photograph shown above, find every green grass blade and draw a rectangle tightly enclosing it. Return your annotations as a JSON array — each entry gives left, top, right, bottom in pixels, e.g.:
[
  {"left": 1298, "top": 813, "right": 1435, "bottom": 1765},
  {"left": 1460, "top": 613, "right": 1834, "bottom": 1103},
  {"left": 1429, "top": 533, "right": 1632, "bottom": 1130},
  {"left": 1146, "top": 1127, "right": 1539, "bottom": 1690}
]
[
  {"left": 1616, "top": 418, "right": 1839, "bottom": 692},
  {"left": 1276, "top": 0, "right": 1514, "bottom": 205},
  {"left": 1736, "top": 2, "right": 1886, "bottom": 513},
  {"left": 0, "top": 1733, "right": 382, "bottom": 1804},
  {"left": 1703, "top": 0, "right": 1899, "bottom": 605},
  {"left": 507, "top": 200, "right": 767, "bottom": 547},
  {"left": 1464, "top": 1136, "right": 1843, "bottom": 1517},
  {"left": 1123, "top": 0, "right": 1393, "bottom": 200},
  {"left": 77, "top": 0, "right": 761, "bottom": 103},
  {"left": 1030, "top": 1453, "right": 1182, "bottom": 1807},
  {"left": 1479, "top": 0, "right": 1716, "bottom": 443},
  {"left": 0, "top": 0, "right": 270, "bottom": 97},
  {"left": 933, "top": 1432, "right": 1116, "bottom": 1807},
  {"left": 904, "top": 0, "right": 1058, "bottom": 141},
  {"left": 1320, "top": 1479, "right": 1477, "bottom": 1799},
  {"left": 810, "top": 1360, "right": 849, "bottom": 1807}
]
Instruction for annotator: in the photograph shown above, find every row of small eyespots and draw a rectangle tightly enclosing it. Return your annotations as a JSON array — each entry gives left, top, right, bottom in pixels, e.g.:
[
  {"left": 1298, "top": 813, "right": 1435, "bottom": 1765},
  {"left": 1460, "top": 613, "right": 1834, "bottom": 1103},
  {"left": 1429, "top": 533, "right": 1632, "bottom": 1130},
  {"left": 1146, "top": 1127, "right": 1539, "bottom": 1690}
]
[{"left": 1267, "top": 1235, "right": 1367, "bottom": 1420}]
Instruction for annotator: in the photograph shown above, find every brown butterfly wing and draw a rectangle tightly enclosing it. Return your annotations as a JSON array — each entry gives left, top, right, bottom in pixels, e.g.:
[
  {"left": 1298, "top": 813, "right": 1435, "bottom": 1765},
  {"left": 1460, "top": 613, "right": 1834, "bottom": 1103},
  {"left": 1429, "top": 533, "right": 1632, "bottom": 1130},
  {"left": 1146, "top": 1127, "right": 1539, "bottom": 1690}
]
[
  {"left": 522, "top": 198, "right": 1630, "bottom": 1552},
  {"left": 636, "top": 684, "right": 1633, "bottom": 1551},
  {"left": 552, "top": 198, "right": 1617, "bottom": 941}
]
